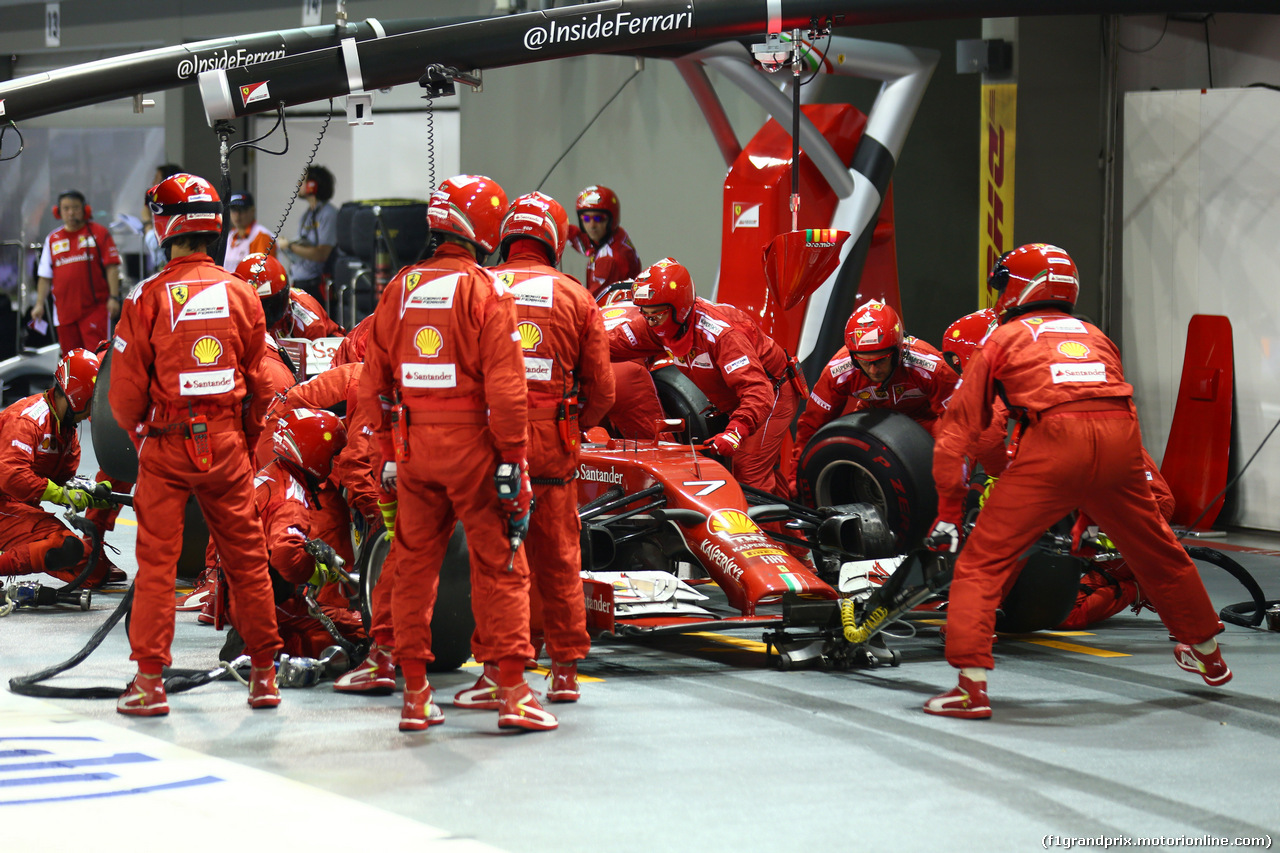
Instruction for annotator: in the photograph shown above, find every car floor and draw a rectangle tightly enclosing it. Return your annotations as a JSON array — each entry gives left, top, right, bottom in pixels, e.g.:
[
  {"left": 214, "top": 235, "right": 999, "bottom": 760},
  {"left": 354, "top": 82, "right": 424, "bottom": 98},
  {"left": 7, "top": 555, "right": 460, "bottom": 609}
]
[{"left": 2, "top": 441, "right": 1278, "bottom": 853}]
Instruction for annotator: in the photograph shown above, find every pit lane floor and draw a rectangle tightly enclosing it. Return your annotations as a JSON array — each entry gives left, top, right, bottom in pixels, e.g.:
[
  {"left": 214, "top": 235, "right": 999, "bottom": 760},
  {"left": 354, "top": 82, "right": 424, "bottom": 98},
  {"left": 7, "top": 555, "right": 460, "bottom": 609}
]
[{"left": 2, "top": 443, "right": 1278, "bottom": 852}]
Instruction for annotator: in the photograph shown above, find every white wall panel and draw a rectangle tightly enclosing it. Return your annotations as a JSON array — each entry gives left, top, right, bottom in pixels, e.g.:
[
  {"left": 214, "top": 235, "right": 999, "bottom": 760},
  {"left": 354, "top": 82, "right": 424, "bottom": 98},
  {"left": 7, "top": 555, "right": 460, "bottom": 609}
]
[{"left": 1123, "top": 88, "right": 1280, "bottom": 531}]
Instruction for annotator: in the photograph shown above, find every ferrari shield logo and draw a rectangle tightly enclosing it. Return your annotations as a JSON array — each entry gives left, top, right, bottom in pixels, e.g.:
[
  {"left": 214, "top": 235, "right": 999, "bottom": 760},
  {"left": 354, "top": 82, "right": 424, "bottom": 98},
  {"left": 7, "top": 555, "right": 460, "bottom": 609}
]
[
  {"left": 497, "top": 272, "right": 516, "bottom": 288},
  {"left": 170, "top": 284, "right": 189, "bottom": 305},
  {"left": 405, "top": 272, "right": 422, "bottom": 292}
]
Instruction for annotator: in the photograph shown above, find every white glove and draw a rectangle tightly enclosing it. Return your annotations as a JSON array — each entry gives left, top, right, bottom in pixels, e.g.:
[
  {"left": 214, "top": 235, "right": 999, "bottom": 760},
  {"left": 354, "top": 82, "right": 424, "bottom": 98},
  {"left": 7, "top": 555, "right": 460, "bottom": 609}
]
[
  {"left": 380, "top": 460, "right": 398, "bottom": 491},
  {"left": 926, "top": 519, "right": 962, "bottom": 554}
]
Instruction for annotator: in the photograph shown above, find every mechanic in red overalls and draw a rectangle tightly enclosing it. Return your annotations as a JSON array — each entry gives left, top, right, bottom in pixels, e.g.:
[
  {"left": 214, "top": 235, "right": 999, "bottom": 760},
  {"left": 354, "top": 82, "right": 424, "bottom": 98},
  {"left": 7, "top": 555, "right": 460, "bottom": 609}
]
[
  {"left": 925, "top": 243, "right": 1231, "bottom": 719},
  {"left": 566, "top": 184, "right": 641, "bottom": 303},
  {"left": 452, "top": 192, "right": 615, "bottom": 709},
  {"left": 331, "top": 313, "right": 373, "bottom": 367},
  {"left": 0, "top": 349, "right": 114, "bottom": 584},
  {"left": 250, "top": 407, "right": 363, "bottom": 657},
  {"left": 110, "top": 173, "right": 281, "bottom": 716},
  {"left": 33, "top": 190, "right": 121, "bottom": 354},
  {"left": 941, "top": 306, "right": 1176, "bottom": 631},
  {"left": 237, "top": 252, "right": 344, "bottom": 341},
  {"left": 610, "top": 258, "right": 804, "bottom": 496},
  {"left": 361, "top": 174, "right": 553, "bottom": 732}
]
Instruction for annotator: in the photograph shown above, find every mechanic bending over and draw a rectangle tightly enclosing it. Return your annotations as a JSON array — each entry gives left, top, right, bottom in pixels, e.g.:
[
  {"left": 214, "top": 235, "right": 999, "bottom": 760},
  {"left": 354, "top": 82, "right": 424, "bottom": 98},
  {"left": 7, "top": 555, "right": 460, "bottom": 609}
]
[
  {"left": 245, "top": 408, "right": 364, "bottom": 658},
  {"left": 0, "top": 349, "right": 117, "bottom": 586},
  {"left": 110, "top": 172, "right": 282, "bottom": 717},
  {"left": 243, "top": 251, "right": 345, "bottom": 342},
  {"left": 608, "top": 258, "right": 806, "bottom": 496},
  {"left": 451, "top": 191, "right": 617, "bottom": 709},
  {"left": 361, "top": 174, "right": 555, "bottom": 733},
  {"left": 941, "top": 307, "right": 1177, "bottom": 631},
  {"left": 925, "top": 243, "right": 1232, "bottom": 719}
]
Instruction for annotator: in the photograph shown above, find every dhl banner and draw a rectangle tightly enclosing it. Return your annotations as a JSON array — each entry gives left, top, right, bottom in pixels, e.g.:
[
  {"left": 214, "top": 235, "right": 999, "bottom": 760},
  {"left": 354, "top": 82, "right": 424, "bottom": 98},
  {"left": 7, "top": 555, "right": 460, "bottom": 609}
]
[{"left": 979, "top": 83, "right": 1016, "bottom": 307}]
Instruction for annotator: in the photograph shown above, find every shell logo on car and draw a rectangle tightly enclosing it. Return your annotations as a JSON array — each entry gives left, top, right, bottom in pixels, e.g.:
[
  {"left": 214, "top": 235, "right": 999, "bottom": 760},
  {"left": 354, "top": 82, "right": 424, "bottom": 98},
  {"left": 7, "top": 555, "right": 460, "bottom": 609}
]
[
  {"left": 1057, "top": 340, "right": 1090, "bottom": 359},
  {"left": 518, "top": 321, "right": 543, "bottom": 351},
  {"left": 414, "top": 326, "right": 443, "bottom": 357},
  {"left": 192, "top": 335, "right": 223, "bottom": 366},
  {"left": 708, "top": 509, "right": 759, "bottom": 537}
]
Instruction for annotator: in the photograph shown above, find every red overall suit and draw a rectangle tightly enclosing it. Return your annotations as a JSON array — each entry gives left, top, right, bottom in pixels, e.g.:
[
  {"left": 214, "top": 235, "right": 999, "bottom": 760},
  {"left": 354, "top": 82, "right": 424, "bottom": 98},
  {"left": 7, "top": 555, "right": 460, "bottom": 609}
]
[
  {"left": 252, "top": 457, "right": 364, "bottom": 657},
  {"left": 494, "top": 246, "right": 616, "bottom": 664},
  {"left": 609, "top": 298, "right": 801, "bottom": 495},
  {"left": 933, "top": 311, "right": 1224, "bottom": 671},
  {"left": 109, "top": 252, "right": 281, "bottom": 670},
  {"left": 567, "top": 225, "right": 641, "bottom": 303},
  {"left": 40, "top": 220, "right": 120, "bottom": 353},
  {"left": 0, "top": 393, "right": 99, "bottom": 583},
  {"left": 272, "top": 289, "right": 345, "bottom": 340},
  {"left": 797, "top": 337, "right": 957, "bottom": 449},
  {"left": 331, "top": 313, "right": 373, "bottom": 367},
  {"left": 360, "top": 243, "right": 534, "bottom": 670},
  {"left": 598, "top": 304, "right": 664, "bottom": 439}
]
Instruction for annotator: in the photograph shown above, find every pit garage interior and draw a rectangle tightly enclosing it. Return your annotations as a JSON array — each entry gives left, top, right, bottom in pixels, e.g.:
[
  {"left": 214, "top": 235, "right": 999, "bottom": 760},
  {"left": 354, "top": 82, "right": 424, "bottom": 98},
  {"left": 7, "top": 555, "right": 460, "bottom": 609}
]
[{"left": 1, "top": 2, "right": 1279, "bottom": 851}]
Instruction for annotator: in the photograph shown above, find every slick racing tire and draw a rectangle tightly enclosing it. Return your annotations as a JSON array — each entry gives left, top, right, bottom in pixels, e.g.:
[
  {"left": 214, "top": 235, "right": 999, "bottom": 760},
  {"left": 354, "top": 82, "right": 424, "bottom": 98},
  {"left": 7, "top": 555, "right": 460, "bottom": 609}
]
[
  {"left": 797, "top": 410, "right": 936, "bottom": 548},
  {"left": 358, "top": 521, "right": 474, "bottom": 672},
  {"left": 650, "top": 365, "right": 729, "bottom": 443}
]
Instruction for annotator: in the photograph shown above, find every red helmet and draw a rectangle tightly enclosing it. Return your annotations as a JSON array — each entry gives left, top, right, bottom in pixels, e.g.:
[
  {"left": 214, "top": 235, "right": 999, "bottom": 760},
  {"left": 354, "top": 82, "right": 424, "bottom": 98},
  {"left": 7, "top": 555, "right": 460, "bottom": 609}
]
[
  {"left": 499, "top": 192, "right": 568, "bottom": 265},
  {"left": 633, "top": 259, "right": 697, "bottom": 357},
  {"left": 941, "top": 308, "right": 998, "bottom": 375},
  {"left": 237, "top": 252, "right": 291, "bottom": 328},
  {"left": 146, "top": 173, "right": 223, "bottom": 248},
  {"left": 427, "top": 175, "right": 508, "bottom": 255},
  {"left": 273, "top": 407, "right": 347, "bottom": 482},
  {"left": 575, "top": 184, "right": 620, "bottom": 227},
  {"left": 990, "top": 243, "right": 1079, "bottom": 321},
  {"left": 844, "top": 300, "right": 903, "bottom": 359},
  {"left": 54, "top": 348, "right": 101, "bottom": 417}
]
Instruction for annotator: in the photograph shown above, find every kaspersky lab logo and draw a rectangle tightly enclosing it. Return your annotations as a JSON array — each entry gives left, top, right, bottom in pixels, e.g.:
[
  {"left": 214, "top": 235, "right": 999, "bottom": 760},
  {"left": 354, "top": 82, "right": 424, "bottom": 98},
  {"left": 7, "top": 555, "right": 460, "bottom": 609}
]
[
  {"left": 707, "top": 509, "right": 759, "bottom": 538},
  {"left": 414, "top": 326, "right": 443, "bottom": 357}
]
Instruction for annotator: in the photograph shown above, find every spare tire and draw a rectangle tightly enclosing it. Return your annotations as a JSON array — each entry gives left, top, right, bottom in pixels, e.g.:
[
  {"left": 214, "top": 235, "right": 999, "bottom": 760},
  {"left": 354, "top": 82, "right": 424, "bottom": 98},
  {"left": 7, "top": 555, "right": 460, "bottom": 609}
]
[
  {"left": 339, "top": 199, "right": 430, "bottom": 266},
  {"left": 797, "top": 409, "right": 936, "bottom": 549},
  {"left": 358, "top": 521, "right": 474, "bottom": 672},
  {"left": 995, "top": 550, "right": 1085, "bottom": 633},
  {"left": 650, "top": 365, "right": 728, "bottom": 443}
]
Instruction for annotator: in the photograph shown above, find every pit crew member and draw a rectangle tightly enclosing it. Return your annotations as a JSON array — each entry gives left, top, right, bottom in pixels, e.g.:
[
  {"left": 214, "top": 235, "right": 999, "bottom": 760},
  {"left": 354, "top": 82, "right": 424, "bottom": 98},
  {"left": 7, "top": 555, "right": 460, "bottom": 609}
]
[
  {"left": 110, "top": 172, "right": 281, "bottom": 717},
  {"left": 361, "top": 174, "right": 553, "bottom": 732},
  {"left": 609, "top": 258, "right": 804, "bottom": 496},
  {"left": 33, "top": 190, "right": 121, "bottom": 354},
  {"left": 0, "top": 349, "right": 114, "bottom": 585},
  {"left": 566, "top": 184, "right": 641, "bottom": 303},
  {"left": 454, "top": 191, "right": 615, "bottom": 708},
  {"left": 925, "top": 243, "right": 1232, "bottom": 719},
  {"left": 237, "top": 252, "right": 344, "bottom": 342}
]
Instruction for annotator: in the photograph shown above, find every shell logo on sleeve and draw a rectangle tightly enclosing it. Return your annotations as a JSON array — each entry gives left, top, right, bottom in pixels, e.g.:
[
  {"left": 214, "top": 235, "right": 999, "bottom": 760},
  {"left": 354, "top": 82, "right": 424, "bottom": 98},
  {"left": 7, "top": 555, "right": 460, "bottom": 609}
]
[
  {"left": 192, "top": 336, "right": 223, "bottom": 366},
  {"left": 517, "top": 321, "right": 543, "bottom": 351},
  {"left": 414, "top": 326, "right": 443, "bottom": 357}
]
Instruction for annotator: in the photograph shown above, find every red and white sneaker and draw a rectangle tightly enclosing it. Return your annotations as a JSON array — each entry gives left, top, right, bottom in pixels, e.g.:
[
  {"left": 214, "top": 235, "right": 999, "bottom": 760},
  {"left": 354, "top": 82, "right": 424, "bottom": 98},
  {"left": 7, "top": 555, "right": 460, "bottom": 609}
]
[
  {"left": 547, "top": 661, "right": 580, "bottom": 703},
  {"left": 498, "top": 682, "right": 558, "bottom": 732},
  {"left": 177, "top": 569, "right": 215, "bottom": 612},
  {"left": 400, "top": 684, "right": 445, "bottom": 732},
  {"left": 248, "top": 665, "right": 281, "bottom": 709},
  {"left": 453, "top": 663, "right": 501, "bottom": 709},
  {"left": 118, "top": 673, "right": 169, "bottom": 717},
  {"left": 1174, "top": 643, "right": 1233, "bottom": 686},
  {"left": 334, "top": 645, "right": 396, "bottom": 694},
  {"left": 923, "top": 674, "right": 992, "bottom": 719}
]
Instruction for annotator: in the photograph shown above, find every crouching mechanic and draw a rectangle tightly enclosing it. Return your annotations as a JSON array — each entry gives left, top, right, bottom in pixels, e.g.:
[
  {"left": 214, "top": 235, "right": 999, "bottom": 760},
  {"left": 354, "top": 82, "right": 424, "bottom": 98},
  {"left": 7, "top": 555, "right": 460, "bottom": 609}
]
[
  {"left": 454, "top": 191, "right": 615, "bottom": 709},
  {"left": 251, "top": 407, "right": 363, "bottom": 657},
  {"left": 362, "top": 174, "right": 552, "bottom": 733},
  {"left": 611, "top": 258, "right": 804, "bottom": 495},
  {"left": 110, "top": 172, "right": 282, "bottom": 716},
  {"left": 0, "top": 349, "right": 115, "bottom": 584},
  {"left": 925, "top": 243, "right": 1231, "bottom": 719},
  {"left": 238, "top": 252, "right": 344, "bottom": 342}
]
